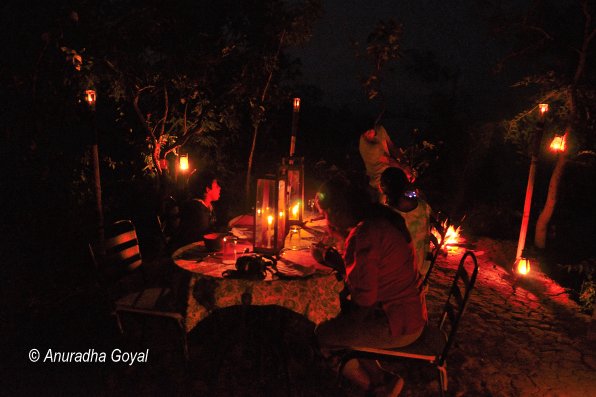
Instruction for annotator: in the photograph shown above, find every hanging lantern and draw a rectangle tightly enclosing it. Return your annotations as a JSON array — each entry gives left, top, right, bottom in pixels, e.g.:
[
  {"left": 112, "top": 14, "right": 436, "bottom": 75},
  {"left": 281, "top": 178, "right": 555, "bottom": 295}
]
[
  {"left": 179, "top": 154, "right": 189, "bottom": 171},
  {"left": 85, "top": 90, "right": 96, "bottom": 106},
  {"left": 281, "top": 157, "right": 304, "bottom": 226},
  {"left": 549, "top": 133, "right": 567, "bottom": 153},
  {"left": 538, "top": 103, "right": 549, "bottom": 115},
  {"left": 253, "top": 173, "right": 287, "bottom": 255},
  {"left": 515, "top": 257, "right": 531, "bottom": 275}
]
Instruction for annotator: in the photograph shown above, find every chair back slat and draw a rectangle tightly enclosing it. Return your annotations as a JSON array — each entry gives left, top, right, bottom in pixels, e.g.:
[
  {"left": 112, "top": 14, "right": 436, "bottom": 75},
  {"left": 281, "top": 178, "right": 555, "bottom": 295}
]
[
  {"left": 419, "top": 212, "right": 448, "bottom": 290},
  {"left": 437, "top": 251, "right": 479, "bottom": 364},
  {"left": 103, "top": 220, "right": 143, "bottom": 273},
  {"left": 106, "top": 230, "right": 138, "bottom": 249}
]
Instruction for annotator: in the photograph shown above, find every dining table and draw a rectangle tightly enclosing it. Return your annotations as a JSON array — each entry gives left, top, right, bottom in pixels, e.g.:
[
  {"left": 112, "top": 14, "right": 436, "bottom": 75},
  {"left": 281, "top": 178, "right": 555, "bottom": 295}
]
[{"left": 171, "top": 218, "right": 344, "bottom": 333}]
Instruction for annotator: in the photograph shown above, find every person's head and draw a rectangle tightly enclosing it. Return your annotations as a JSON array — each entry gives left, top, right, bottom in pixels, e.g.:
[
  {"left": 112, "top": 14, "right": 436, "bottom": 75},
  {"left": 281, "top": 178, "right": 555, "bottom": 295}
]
[
  {"left": 188, "top": 169, "right": 221, "bottom": 202},
  {"left": 380, "top": 167, "right": 409, "bottom": 204},
  {"left": 315, "top": 177, "right": 371, "bottom": 237}
]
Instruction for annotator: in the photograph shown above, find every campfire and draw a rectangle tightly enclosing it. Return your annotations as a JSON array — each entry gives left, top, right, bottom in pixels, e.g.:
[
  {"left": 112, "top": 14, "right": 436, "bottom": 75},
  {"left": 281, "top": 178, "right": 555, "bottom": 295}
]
[{"left": 433, "top": 219, "right": 464, "bottom": 254}]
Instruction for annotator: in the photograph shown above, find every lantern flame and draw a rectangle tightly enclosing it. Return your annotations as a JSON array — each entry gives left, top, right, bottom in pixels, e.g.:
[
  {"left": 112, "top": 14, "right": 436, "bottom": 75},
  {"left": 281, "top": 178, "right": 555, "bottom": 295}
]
[
  {"left": 539, "top": 103, "right": 549, "bottom": 115},
  {"left": 516, "top": 257, "right": 531, "bottom": 275},
  {"left": 85, "top": 90, "right": 96, "bottom": 105},
  {"left": 293, "top": 97, "right": 300, "bottom": 111},
  {"left": 549, "top": 133, "right": 567, "bottom": 153},
  {"left": 267, "top": 215, "right": 274, "bottom": 226},
  {"left": 179, "top": 154, "right": 189, "bottom": 171}
]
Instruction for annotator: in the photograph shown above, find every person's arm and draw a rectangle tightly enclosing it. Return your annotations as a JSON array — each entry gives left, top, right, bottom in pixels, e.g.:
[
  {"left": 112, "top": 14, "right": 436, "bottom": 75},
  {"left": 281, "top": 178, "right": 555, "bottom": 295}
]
[{"left": 381, "top": 127, "right": 404, "bottom": 162}]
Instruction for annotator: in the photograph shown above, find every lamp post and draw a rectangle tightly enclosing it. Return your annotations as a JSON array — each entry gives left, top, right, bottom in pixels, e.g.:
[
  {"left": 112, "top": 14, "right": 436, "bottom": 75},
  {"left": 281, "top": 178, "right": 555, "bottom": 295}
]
[
  {"left": 514, "top": 103, "right": 549, "bottom": 272},
  {"left": 86, "top": 89, "right": 105, "bottom": 255},
  {"left": 289, "top": 97, "right": 300, "bottom": 158}
]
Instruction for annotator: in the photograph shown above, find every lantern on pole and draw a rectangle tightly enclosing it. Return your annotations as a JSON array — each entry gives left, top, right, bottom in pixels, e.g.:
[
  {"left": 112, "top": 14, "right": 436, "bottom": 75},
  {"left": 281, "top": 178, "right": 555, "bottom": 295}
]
[
  {"left": 179, "top": 154, "right": 189, "bottom": 171},
  {"left": 538, "top": 103, "right": 549, "bottom": 115},
  {"left": 289, "top": 97, "right": 301, "bottom": 158},
  {"left": 514, "top": 256, "right": 531, "bottom": 275},
  {"left": 549, "top": 133, "right": 567, "bottom": 153},
  {"left": 253, "top": 174, "right": 287, "bottom": 255},
  {"left": 85, "top": 89, "right": 104, "bottom": 254},
  {"left": 85, "top": 89, "right": 97, "bottom": 107},
  {"left": 515, "top": 103, "right": 549, "bottom": 261}
]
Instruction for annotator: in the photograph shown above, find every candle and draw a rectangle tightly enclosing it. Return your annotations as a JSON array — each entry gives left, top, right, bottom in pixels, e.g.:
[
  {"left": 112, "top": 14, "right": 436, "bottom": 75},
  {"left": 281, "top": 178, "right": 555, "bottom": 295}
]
[{"left": 267, "top": 215, "right": 274, "bottom": 248}]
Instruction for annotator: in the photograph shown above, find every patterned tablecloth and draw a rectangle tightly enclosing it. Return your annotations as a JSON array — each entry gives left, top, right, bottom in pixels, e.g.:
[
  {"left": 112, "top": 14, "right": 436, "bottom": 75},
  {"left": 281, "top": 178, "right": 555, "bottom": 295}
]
[{"left": 172, "top": 238, "right": 343, "bottom": 332}]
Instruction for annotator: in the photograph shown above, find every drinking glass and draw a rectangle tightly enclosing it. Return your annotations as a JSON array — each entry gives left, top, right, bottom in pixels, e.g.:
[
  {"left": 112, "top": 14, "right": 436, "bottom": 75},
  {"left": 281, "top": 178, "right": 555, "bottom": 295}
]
[{"left": 222, "top": 235, "right": 238, "bottom": 264}]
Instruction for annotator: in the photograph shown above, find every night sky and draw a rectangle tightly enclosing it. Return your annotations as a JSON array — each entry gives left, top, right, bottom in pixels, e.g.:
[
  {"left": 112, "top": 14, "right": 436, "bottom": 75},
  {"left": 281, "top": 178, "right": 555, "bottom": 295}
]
[{"left": 291, "top": 0, "right": 524, "bottom": 128}]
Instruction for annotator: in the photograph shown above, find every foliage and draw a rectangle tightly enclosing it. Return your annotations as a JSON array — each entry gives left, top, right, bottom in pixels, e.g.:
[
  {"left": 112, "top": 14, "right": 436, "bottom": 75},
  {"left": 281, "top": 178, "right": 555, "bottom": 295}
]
[
  {"left": 353, "top": 19, "right": 403, "bottom": 119},
  {"left": 560, "top": 259, "right": 596, "bottom": 313},
  {"left": 0, "top": 0, "right": 323, "bottom": 277},
  {"left": 492, "top": 0, "right": 596, "bottom": 155},
  {"left": 401, "top": 132, "right": 441, "bottom": 181}
]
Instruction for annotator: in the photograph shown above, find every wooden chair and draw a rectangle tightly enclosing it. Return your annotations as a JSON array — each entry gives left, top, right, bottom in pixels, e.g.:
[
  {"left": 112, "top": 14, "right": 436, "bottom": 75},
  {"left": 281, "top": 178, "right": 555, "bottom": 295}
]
[
  {"left": 337, "top": 251, "right": 479, "bottom": 396},
  {"left": 90, "top": 220, "right": 188, "bottom": 361}
]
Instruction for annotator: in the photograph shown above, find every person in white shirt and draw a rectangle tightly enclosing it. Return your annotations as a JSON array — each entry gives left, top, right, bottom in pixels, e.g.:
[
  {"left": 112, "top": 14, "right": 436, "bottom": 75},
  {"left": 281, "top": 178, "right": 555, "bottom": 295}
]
[{"left": 359, "top": 124, "right": 412, "bottom": 201}]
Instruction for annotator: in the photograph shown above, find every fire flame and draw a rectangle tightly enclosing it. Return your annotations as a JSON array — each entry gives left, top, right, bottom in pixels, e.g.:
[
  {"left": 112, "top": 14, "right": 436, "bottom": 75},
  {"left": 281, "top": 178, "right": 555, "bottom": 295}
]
[
  {"left": 444, "top": 224, "right": 462, "bottom": 246},
  {"left": 432, "top": 220, "right": 463, "bottom": 253}
]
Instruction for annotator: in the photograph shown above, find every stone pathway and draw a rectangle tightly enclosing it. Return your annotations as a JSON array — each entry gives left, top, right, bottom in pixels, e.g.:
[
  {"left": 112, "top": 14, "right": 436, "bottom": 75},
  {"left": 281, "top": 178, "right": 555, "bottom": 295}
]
[{"left": 401, "top": 238, "right": 596, "bottom": 397}]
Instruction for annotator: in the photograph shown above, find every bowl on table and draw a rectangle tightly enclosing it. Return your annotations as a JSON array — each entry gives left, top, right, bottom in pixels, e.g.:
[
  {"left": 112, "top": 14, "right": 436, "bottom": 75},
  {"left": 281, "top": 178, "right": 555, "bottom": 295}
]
[{"left": 203, "top": 233, "right": 224, "bottom": 252}]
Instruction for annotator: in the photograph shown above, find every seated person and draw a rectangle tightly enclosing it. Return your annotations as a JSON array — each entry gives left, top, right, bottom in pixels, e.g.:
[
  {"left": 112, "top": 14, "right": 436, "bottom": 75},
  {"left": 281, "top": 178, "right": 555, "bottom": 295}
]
[
  {"left": 172, "top": 169, "right": 221, "bottom": 249},
  {"left": 380, "top": 167, "right": 432, "bottom": 278},
  {"left": 314, "top": 176, "right": 426, "bottom": 397}
]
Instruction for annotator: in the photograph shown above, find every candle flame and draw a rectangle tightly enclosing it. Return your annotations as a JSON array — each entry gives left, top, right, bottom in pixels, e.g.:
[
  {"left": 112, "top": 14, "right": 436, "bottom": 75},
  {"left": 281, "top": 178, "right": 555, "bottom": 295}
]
[
  {"left": 291, "top": 203, "right": 300, "bottom": 218},
  {"left": 293, "top": 97, "right": 300, "bottom": 111},
  {"left": 267, "top": 215, "right": 273, "bottom": 225}
]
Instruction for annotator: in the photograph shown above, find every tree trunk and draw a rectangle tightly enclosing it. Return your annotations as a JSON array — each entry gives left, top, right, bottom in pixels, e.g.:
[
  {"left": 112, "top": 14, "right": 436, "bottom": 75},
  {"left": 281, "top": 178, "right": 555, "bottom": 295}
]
[
  {"left": 245, "top": 123, "right": 259, "bottom": 204},
  {"left": 534, "top": 153, "right": 567, "bottom": 248}
]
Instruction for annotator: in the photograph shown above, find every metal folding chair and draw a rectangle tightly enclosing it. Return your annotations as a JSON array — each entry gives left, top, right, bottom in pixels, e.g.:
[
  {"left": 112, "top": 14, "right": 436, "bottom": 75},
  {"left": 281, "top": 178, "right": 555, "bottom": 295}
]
[{"left": 337, "top": 251, "right": 479, "bottom": 396}]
